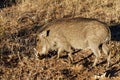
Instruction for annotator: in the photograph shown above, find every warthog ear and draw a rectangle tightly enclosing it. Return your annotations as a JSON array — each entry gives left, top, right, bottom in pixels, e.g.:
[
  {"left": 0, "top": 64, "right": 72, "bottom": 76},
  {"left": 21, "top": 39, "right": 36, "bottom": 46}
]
[
  {"left": 40, "top": 30, "right": 50, "bottom": 37},
  {"left": 46, "top": 30, "right": 50, "bottom": 36}
]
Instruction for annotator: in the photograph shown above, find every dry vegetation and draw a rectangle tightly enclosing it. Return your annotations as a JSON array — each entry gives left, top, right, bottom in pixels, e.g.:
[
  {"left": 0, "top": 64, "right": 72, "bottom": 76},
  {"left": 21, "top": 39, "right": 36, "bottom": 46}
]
[{"left": 0, "top": 0, "right": 120, "bottom": 80}]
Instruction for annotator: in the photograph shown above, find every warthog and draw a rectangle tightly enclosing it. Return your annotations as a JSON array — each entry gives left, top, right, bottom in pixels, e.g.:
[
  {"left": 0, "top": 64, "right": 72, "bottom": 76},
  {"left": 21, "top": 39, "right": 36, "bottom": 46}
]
[{"left": 34, "top": 18, "right": 111, "bottom": 66}]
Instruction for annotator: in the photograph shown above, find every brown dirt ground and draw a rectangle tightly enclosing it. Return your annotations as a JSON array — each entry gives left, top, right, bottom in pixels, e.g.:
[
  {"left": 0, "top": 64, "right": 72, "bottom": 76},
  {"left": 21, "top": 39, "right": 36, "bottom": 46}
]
[{"left": 0, "top": 0, "right": 120, "bottom": 80}]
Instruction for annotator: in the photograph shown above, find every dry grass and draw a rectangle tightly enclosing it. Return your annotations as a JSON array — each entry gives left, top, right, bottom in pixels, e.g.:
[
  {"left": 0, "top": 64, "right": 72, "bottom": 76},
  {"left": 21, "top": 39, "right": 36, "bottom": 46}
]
[
  {"left": 16, "top": 0, "right": 120, "bottom": 24},
  {"left": 0, "top": 0, "right": 120, "bottom": 80},
  {"left": 0, "top": 0, "right": 120, "bottom": 35}
]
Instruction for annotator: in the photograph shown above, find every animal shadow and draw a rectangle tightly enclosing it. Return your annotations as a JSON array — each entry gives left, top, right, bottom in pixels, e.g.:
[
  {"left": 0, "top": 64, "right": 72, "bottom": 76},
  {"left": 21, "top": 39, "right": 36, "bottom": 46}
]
[
  {"left": 110, "top": 24, "right": 120, "bottom": 41},
  {"left": 105, "top": 67, "right": 120, "bottom": 77}
]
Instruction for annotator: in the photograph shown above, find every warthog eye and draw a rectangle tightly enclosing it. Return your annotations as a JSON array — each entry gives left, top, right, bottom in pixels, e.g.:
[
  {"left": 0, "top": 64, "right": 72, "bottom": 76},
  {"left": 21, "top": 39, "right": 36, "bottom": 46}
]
[{"left": 36, "top": 38, "right": 39, "bottom": 41}]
